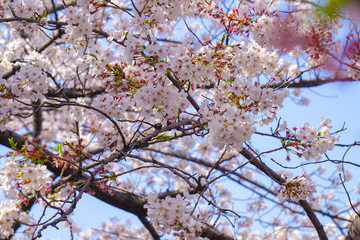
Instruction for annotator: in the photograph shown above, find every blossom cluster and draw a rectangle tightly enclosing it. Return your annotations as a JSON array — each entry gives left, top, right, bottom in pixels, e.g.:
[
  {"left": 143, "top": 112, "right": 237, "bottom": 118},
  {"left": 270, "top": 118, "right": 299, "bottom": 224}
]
[
  {"left": 88, "top": 118, "right": 131, "bottom": 150},
  {"left": 134, "top": 79, "right": 190, "bottom": 121},
  {"left": 13, "top": 63, "right": 49, "bottom": 101},
  {"left": 0, "top": 89, "right": 22, "bottom": 131},
  {"left": 201, "top": 103, "right": 256, "bottom": 150},
  {"left": 0, "top": 52, "right": 50, "bottom": 130},
  {"left": 80, "top": 49, "right": 115, "bottom": 77},
  {"left": 186, "top": 41, "right": 283, "bottom": 84},
  {"left": 201, "top": 1, "right": 278, "bottom": 37},
  {"left": 144, "top": 192, "right": 204, "bottom": 239},
  {"left": 347, "top": 62, "right": 360, "bottom": 80},
  {"left": 0, "top": 0, "right": 45, "bottom": 37},
  {"left": 200, "top": 79, "right": 289, "bottom": 149},
  {"left": 79, "top": 217, "right": 152, "bottom": 240},
  {"left": 346, "top": 37, "right": 360, "bottom": 80},
  {"left": 64, "top": 5, "right": 93, "bottom": 41},
  {"left": 0, "top": 199, "right": 34, "bottom": 239},
  {"left": 0, "top": 158, "right": 50, "bottom": 238},
  {"left": 278, "top": 172, "right": 317, "bottom": 202},
  {"left": 231, "top": 41, "right": 282, "bottom": 78},
  {"left": 276, "top": 117, "right": 338, "bottom": 160},
  {"left": 251, "top": 14, "right": 310, "bottom": 52},
  {"left": 0, "top": 158, "right": 52, "bottom": 199},
  {"left": 128, "top": 0, "right": 214, "bottom": 32}
]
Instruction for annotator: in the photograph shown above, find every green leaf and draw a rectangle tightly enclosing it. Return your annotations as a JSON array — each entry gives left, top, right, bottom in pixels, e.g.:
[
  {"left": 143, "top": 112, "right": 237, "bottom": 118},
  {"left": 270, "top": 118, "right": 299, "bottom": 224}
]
[
  {"left": 55, "top": 185, "right": 65, "bottom": 193},
  {"left": 109, "top": 172, "right": 116, "bottom": 180},
  {"left": 89, "top": 53, "right": 98, "bottom": 60},
  {"left": 116, "top": 65, "right": 123, "bottom": 72},
  {"left": 42, "top": 9, "right": 48, "bottom": 18},
  {"left": 154, "top": 134, "right": 172, "bottom": 141},
  {"left": 222, "top": 77, "right": 234, "bottom": 83},
  {"left": 8, "top": 138, "right": 17, "bottom": 149},
  {"left": 315, "top": 0, "right": 350, "bottom": 19},
  {"left": 53, "top": 143, "right": 63, "bottom": 153},
  {"left": 65, "top": 142, "right": 73, "bottom": 149},
  {"left": 220, "top": 34, "right": 226, "bottom": 45}
]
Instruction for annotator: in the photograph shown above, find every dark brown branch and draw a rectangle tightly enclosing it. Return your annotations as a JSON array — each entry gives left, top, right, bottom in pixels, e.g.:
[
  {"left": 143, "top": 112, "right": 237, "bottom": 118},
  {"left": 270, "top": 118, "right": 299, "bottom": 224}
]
[
  {"left": 268, "top": 77, "right": 356, "bottom": 89},
  {"left": 240, "top": 149, "right": 285, "bottom": 184},
  {"left": 0, "top": 130, "right": 26, "bottom": 148},
  {"left": 240, "top": 148, "right": 329, "bottom": 240},
  {"left": 90, "top": 185, "right": 148, "bottom": 216},
  {"left": 201, "top": 224, "right": 234, "bottom": 240},
  {"left": 33, "top": 100, "right": 43, "bottom": 138},
  {"left": 299, "top": 200, "right": 329, "bottom": 240},
  {"left": 138, "top": 215, "right": 161, "bottom": 240},
  {"left": 200, "top": 77, "right": 358, "bottom": 90},
  {"left": 45, "top": 87, "right": 106, "bottom": 98}
]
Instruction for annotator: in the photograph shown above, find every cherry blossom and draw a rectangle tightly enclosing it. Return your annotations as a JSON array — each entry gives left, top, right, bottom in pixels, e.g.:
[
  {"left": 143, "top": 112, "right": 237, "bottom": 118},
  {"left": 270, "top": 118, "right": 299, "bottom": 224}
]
[
  {"left": 0, "top": 0, "right": 359, "bottom": 239},
  {"left": 144, "top": 192, "right": 204, "bottom": 239},
  {"left": 278, "top": 172, "right": 317, "bottom": 202}
]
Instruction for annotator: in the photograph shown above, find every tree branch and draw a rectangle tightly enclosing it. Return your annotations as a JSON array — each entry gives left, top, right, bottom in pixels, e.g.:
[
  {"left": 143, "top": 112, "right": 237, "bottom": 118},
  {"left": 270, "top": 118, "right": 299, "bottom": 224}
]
[
  {"left": 45, "top": 87, "right": 106, "bottom": 98},
  {"left": 240, "top": 148, "right": 329, "bottom": 240},
  {"left": 268, "top": 77, "right": 356, "bottom": 89}
]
